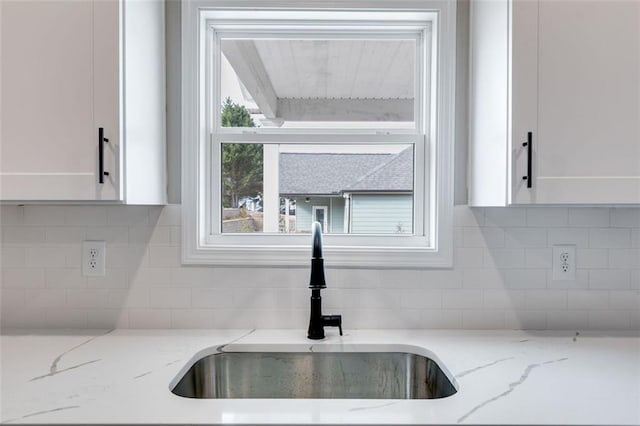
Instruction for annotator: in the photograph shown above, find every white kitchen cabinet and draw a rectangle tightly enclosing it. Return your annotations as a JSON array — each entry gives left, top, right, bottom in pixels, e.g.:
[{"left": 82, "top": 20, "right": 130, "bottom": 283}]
[
  {"left": 469, "top": 0, "right": 640, "bottom": 206},
  {"left": 0, "top": 0, "right": 166, "bottom": 204}
]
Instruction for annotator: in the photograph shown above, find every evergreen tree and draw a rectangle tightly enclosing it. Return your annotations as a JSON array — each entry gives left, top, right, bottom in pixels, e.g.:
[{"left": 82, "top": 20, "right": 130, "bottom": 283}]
[{"left": 221, "top": 98, "right": 263, "bottom": 208}]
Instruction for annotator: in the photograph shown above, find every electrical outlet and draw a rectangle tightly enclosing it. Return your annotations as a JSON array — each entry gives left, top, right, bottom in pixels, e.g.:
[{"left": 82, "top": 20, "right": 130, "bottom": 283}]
[
  {"left": 552, "top": 245, "right": 576, "bottom": 281},
  {"left": 82, "top": 241, "right": 106, "bottom": 277}
]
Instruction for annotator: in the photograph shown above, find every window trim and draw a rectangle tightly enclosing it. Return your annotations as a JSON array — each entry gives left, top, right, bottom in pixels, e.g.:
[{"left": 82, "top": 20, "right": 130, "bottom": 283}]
[{"left": 182, "top": 0, "right": 456, "bottom": 268}]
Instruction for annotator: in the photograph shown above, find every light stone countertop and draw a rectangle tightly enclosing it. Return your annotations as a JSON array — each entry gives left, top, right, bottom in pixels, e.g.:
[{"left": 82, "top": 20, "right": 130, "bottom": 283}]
[{"left": 1, "top": 329, "right": 639, "bottom": 425}]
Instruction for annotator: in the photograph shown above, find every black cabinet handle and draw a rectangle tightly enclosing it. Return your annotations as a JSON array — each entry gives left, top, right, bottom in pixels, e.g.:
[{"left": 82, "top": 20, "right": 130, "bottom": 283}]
[
  {"left": 522, "top": 131, "right": 532, "bottom": 189},
  {"left": 98, "top": 127, "right": 110, "bottom": 184}
]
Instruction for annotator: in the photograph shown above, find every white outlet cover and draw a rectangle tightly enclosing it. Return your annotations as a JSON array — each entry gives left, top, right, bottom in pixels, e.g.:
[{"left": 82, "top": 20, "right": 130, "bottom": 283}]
[
  {"left": 82, "top": 241, "right": 106, "bottom": 277},
  {"left": 552, "top": 244, "right": 576, "bottom": 281}
]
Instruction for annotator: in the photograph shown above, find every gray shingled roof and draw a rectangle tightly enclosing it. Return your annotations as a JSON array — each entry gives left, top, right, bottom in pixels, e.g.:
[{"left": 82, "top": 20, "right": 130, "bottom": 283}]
[{"left": 279, "top": 148, "right": 413, "bottom": 195}]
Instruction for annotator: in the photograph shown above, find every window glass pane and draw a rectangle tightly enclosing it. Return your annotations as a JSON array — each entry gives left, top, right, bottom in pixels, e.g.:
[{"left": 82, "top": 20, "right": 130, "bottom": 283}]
[
  {"left": 221, "top": 143, "right": 414, "bottom": 234},
  {"left": 220, "top": 38, "right": 416, "bottom": 129}
]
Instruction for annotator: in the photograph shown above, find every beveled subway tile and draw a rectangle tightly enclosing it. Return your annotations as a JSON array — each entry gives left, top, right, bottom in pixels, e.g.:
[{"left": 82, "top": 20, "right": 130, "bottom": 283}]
[
  {"left": 462, "top": 268, "right": 505, "bottom": 289},
  {"left": 504, "top": 228, "right": 547, "bottom": 248},
  {"left": 128, "top": 309, "right": 171, "bottom": 328},
  {"left": 568, "top": 208, "right": 610, "bottom": 227},
  {"left": 46, "top": 268, "right": 87, "bottom": 289},
  {"left": 527, "top": 208, "right": 568, "bottom": 227},
  {"left": 610, "top": 208, "right": 640, "bottom": 228},
  {"left": 576, "top": 249, "right": 609, "bottom": 269},
  {"left": 567, "top": 290, "right": 609, "bottom": 310},
  {"left": 2, "top": 269, "right": 45, "bottom": 288},
  {"left": 589, "top": 228, "right": 632, "bottom": 249},
  {"left": 462, "top": 310, "right": 506, "bottom": 329},
  {"left": 65, "top": 206, "right": 107, "bottom": 227},
  {"left": 588, "top": 311, "right": 631, "bottom": 330},
  {"left": 24, "top": 206, "right": 65, "bottom": 226},
  {"left": 589, "top": 269, "right": 630, "bottom": 290},
  {"left": 106, "top": 206, "right": 149, "bottom": 226},
  {"left": 484, "top": 207, "right": 527, "bottom": 228}
]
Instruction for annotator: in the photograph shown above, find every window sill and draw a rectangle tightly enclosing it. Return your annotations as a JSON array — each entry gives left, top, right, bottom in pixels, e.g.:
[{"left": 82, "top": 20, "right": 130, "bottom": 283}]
[{"left": 182, "top": 233, "right": 453, "bottom": 268}]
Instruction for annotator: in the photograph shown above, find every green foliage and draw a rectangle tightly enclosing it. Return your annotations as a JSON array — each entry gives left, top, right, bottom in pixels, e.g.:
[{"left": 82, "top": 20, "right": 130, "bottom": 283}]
[
  {"left": 221, "top": 97, "right": 255, "bottom": 128},
  {"left": 221, "top": 98, "right": 262, "bottom": 208}
]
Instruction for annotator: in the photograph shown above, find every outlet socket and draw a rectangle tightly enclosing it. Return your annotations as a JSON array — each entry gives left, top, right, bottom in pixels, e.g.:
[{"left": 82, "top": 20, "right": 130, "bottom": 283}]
[
  {"left": 552, "top": 245, "right": 576, "bottom": 281},
  {"left": 82, "top": 241, "right": 106, "bottom": 276}
]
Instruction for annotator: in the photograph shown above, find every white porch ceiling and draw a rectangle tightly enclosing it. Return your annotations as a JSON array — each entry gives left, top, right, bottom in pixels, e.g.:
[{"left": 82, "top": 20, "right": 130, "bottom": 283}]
[{"left": 221, "top": 39, "right": 416, "bottom": 122}]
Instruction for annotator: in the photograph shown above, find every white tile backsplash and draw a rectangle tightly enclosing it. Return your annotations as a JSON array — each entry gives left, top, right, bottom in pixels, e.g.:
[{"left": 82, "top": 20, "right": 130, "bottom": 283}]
[
  {"left": 588, "top": 269, "right": 631, "bottom": 290},
  {"left": 24, "top": 289, "right": 67, "bottom": 308},
  {"left": 149, "top": 288, "right": 191, "bottom": 309},
  {"left": 610, "top": 208, "right": 640, "bottom": 228},
  {"left": 2, "top": 268, "right": 46, "bottom": 288},
  {"left": 524, "top": 290, "right": 567, "bottom": 310},
  {"left": 524, "top": 248, "right": 552, "bottom": 269},
  {"left": 23, "top": 206, "right": 66, "bottom": 226},
  {"left": 504, "top": 228, "right": 548, "bottom": 248},
  {"left": 546, "top": 311, "right": 588, "bottom": 329},
  {"left": 484, "top": 207, "right": 527, "bottom": 228},
  {"left": 483, "top": 248, "right": 526, "bottom": 269},
  {"left": 45, "top": 268, "right": 87, "bottom": 289},
  {"left": 64, "top": 206, "right": 108, "bottom": 226},
  {"left": 567, "top": 290, "right": 609, "bottom": 310},
  {"left": 568, "top": 208, "right": 610, "bottom": 227},
  {"left": 576, "top": 249, "right": 609, "bottom": 269},
  {"left": 547, "top": 228, "right": 590, "bottom": 247},
  {"left": 609, "top": 290, "right": 640, "bottom": 310},
  {"left": 608, "top": 249, "right": 640, "bottom": 269},
  {"left": 462, "top": 227, "right": 505, "bottom": 248},
  {"left": 25, "top": 247, "right": 67, "bottom": 268},
  {"left": 589, "top": 228, "right": 632, "bottom": 248},
  {"left": 442, "top": 289, "right": 483, "bottom": 309},
  {"left": 587, "top": 311, "right": 631, "bottom": 330},
  {"left": 0, "top": 247, "right": 25, "bottom": 267},
  {"left": 1, "top": 204, "right": 639, "bottom": 330},
  {"left": 504, "top": 269, "right": 546, "bottom": 289},
  {"left": 483, "top": 290, "right": 526, "bottom": 309},
  {"left": 66, "top": 289, "right": 111, "bottom": 308},
  {"left": 526, "top": 208, "right": 569, "bottom": 227},
  {"left": 462, "top": 310, "right": 506, "bottom": 329},
  {"left": 505, "top": 310, "right": 546, "bottom": 330}
]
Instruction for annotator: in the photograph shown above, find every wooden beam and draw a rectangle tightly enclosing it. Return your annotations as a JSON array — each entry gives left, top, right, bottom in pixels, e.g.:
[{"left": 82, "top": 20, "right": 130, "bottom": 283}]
[
  {"left": 221, "top": 40, "right": 278, "bottom": 118},
  {"left": 277, "top": 98, "right": 413, "bottom": 122}
]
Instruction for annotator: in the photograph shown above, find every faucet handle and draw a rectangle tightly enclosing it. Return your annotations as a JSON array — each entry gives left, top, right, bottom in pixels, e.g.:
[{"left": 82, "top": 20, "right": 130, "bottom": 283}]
[{"left": 323, "top": 315, "right": 343, "bottom": 336}]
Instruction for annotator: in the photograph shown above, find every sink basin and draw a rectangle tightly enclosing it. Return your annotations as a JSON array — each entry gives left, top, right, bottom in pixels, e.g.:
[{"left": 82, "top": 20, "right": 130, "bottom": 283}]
[{"left": 171, "top": 347, "right": 457, "bottom": 399}]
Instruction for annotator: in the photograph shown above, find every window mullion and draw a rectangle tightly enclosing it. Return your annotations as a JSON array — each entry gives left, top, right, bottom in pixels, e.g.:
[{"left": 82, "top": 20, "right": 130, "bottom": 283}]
[{"left": 212, "top": 132, "right": 423, "bottom": 144}]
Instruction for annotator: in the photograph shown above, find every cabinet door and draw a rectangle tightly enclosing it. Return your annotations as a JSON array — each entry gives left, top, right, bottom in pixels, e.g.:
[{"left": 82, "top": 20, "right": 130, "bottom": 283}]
[
  {"left": 0, "top": 1, "right": 118, "bottom": 201},
  {"left": 515, "top": 0, "right": 640, "bottom": 204}
]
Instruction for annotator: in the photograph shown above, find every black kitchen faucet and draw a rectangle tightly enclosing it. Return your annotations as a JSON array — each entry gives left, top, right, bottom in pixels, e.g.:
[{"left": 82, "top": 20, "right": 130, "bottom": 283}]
[{"left": 307, "top": 222, "right": 342, "bottom": 340}]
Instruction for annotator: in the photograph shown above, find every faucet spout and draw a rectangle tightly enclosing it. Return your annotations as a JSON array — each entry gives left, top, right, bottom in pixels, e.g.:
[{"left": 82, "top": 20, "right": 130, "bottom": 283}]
[
  {"left": 311, "top": 221, "right": 323, "bottom": 259},
  {"left": 307, "top": 222, "right": 342, "bottom": 340},
  {"left": 309, "top": 222, "right": 326, "bottom": 289}
]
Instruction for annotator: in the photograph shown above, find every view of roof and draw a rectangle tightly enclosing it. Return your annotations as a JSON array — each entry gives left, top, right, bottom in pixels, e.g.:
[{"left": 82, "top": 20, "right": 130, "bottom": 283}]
[{"left": 279, "top": 148, "right": 413, "bottom": 196}]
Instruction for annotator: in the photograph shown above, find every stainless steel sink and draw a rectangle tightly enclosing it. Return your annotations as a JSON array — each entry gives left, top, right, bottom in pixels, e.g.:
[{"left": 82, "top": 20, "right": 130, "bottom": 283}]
[{"left": 171, "top": 350, "right": 457, "bottom": 399}]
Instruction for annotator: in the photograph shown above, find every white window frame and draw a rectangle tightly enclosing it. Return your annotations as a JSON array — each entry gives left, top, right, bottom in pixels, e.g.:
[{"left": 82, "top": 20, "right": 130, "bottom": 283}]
[{"left": 182, "top": 0, "right": 456, "bottom": 268}]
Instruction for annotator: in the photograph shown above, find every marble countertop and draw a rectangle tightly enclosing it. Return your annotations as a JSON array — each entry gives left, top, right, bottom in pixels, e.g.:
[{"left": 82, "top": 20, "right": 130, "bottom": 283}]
[{"left": 1, "top": 329, "right": 639, "bottom": 425}]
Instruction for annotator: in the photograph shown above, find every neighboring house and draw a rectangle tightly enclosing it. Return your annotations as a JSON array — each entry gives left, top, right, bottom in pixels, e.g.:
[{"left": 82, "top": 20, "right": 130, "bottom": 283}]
[
  {"left": 237, "top": 195, "right": 262, "bottom": 212},
  {"left": 279, "top": 147, "right": 413, "bottom": 234}
]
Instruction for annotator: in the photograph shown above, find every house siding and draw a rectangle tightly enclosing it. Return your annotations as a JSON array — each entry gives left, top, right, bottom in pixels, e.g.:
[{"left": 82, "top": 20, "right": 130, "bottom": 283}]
[
  {"left": 293, "top": 197, "right": 332, "bottom": 233},
  {"left": 350, "top": 194, "right": 413, "bottom": 234},
  {"left": 330, "top": 197, "right": 345, "bottom": 234}
]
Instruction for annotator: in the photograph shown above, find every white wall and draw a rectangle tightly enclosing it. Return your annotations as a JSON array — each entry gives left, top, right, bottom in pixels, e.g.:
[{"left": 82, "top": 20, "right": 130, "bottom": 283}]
[{"left": 1, "top": 204, "right": 638, "bottom": 330}]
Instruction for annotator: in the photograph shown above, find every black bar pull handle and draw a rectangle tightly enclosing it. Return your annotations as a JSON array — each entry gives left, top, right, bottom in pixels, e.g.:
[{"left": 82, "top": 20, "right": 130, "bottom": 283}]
[
  {"left": 98, "top": 127, "right": 110, "bottom": 184},
  {"left": 522, "top": 131, "right": 532, "bottom": 189}
]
